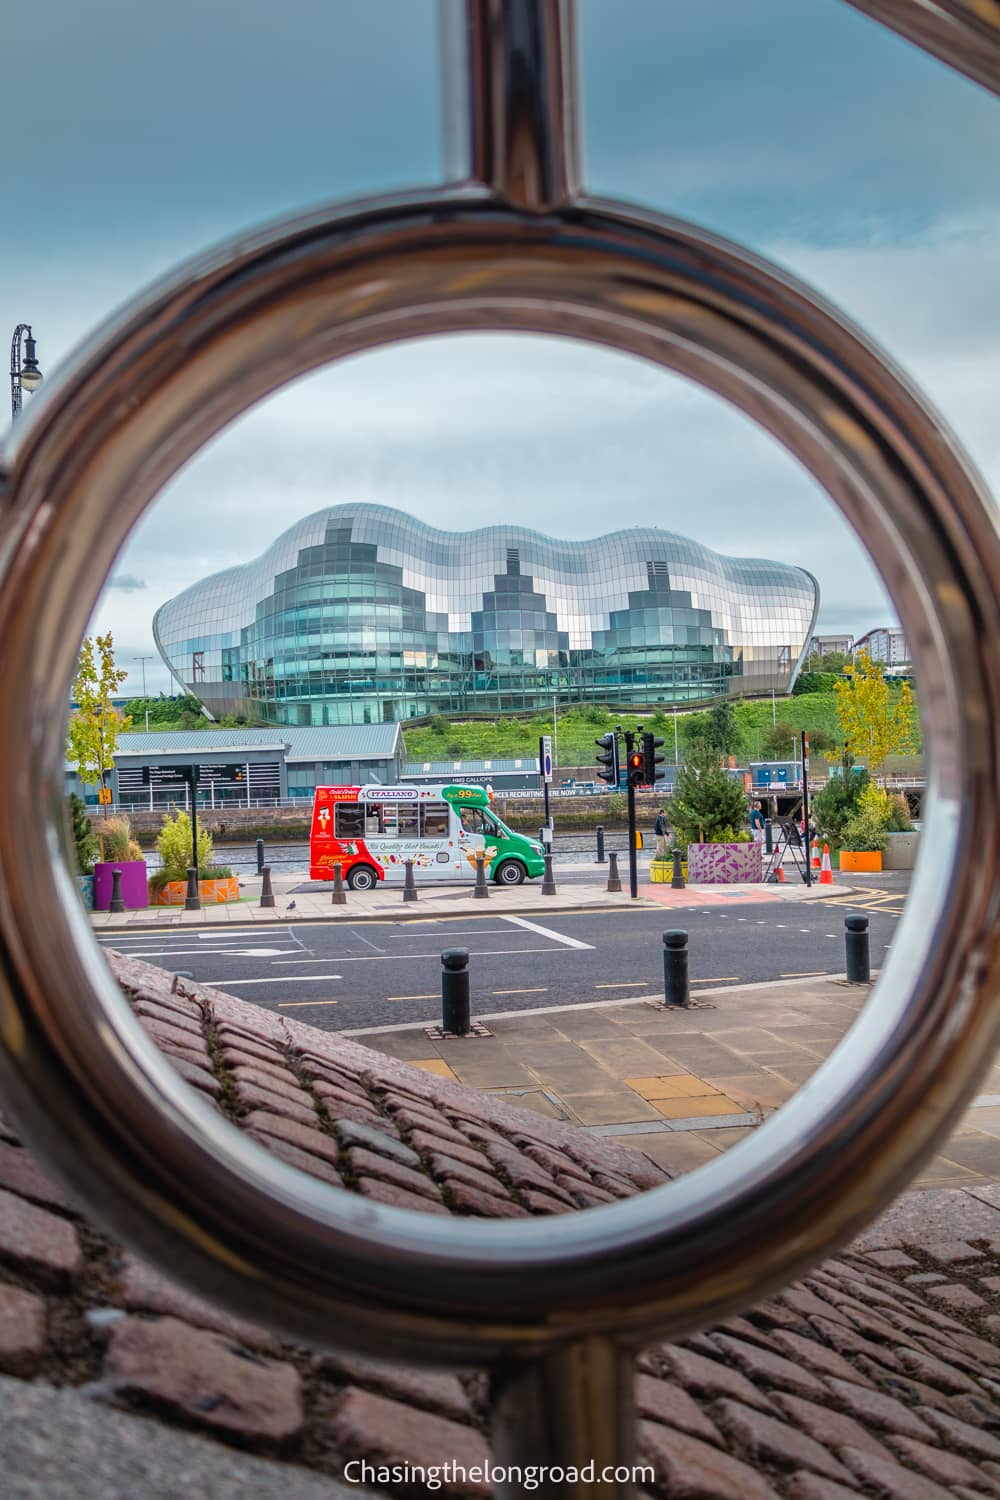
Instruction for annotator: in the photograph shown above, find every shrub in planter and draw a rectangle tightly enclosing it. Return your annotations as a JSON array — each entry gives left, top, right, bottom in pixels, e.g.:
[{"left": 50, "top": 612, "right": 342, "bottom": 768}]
[
  {"left": 150, "top": 810, "right": 234, "bottom": 899},
  {"left": 839, "top": 783, "right": 891, "bottom": 871}
]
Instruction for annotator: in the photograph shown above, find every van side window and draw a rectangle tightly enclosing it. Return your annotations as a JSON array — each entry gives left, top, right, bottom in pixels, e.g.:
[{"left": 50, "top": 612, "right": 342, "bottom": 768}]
[
  {"left": 420, "top": 802, "right": 450, "bottom": 838},
  {"left": 334, "top": 803, "right": 364, "bottom": 838},
  {"left": 374, "top": 803, "right": 419, "bottom": 837},
  {"left": 458, "top": 806, "right": 486, "bottom": 834}
]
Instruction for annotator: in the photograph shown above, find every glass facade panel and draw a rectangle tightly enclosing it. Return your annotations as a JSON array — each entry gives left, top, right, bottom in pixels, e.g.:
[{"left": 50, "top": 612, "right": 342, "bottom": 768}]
[{"left": 153, "top": 504, "right": 819, "bottom": 722}]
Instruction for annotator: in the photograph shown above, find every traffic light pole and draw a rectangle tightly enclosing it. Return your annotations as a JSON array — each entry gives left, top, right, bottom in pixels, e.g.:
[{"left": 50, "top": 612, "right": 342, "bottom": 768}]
[
  {"left": 623, "top": 730, "right": 639, "bottom": 899},
  {"left": 186, "top": 766, "right": 200, "bottom": 884}
]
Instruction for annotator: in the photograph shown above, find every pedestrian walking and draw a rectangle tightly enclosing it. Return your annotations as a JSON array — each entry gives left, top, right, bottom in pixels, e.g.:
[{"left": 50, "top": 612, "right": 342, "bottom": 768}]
[
  {"left": 749, "top": 800, "right": 765, "bottom": 843},
  {"left": 654, "top": 806, "right": 669, "bottom": 858}
]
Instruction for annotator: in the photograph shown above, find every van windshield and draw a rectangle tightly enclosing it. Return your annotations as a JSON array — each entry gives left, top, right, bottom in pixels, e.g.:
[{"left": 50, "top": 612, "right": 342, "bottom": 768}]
[{"left": 459, "top": 805, "right": 507, "bottom": 836}]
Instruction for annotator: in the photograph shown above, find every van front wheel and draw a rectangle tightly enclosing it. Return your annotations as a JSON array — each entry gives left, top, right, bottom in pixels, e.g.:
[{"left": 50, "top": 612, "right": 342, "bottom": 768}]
[
  {"left": 494, "top": 859, "right": 526, "bottom": 886},
  {"left": 347, "top": 865, "right": 379, "bottom": 892}
]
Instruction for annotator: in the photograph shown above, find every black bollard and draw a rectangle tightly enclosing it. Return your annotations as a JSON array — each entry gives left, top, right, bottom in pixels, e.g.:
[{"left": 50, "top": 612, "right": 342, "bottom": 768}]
[
  {"left": 596, "top": 824, "right": 606, "bottom": 863},
  {"left": 473, "top": 852, "right": 489, "bottom": 899},
  {"left": 331, "top": 862, "right": 347, "bottom": 905},
  {"left": 259, "top": 866, "right": 275, "bottom": 908},
  {"left": 764, "top": 818, "right": 773, "bottom": 856},
  {"left": 256, "top": 838, "right": 265, "bottom": 875},
  {"left": 402, "top": 858, "right": 418, "bottom": 902},
  {"left": 541, "top": 852, "right": 557, "bottom": 896},
  {"left": 663, "top": 930, "right": 690, "bottom": 1008},
  {"left": 606, "top": 850, "right": 622, "bottom": 893},
  {"left": 109, "top": 867, "right": 125, "bottom": 914},
  {"left": 845, "top": 914, "right": 871, "bottom": 984},
  {"left": 441, "top": 948, "right": 471, "bottom": 1036},
  {"left": 671, "top": 848, "right": 686, "bottom": 889},
  {"left": 184, "top": 865, "right": 201, "bottom": 911}
]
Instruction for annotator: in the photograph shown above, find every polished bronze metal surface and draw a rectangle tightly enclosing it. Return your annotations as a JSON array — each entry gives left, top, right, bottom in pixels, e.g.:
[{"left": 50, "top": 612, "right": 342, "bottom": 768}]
[
  {"left": 1, "top": 0, "right": 999, "bottom": 1393},
  {"left": 846, "top": 0, "right": 1000, "bottom": 95}
]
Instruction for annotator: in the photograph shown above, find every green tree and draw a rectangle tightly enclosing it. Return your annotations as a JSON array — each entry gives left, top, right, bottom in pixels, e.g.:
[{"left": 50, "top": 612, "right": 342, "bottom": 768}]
[
  {"left": 668, "top": 739, "right": 748, "bottom": 845},
  {"left": 806, "top": 727, "right": 836, "bottom": 755},
  {"left": 763, "top": 719, "right": 797, "bottom": 760},
  {"left": 66, "top": 793, "right": 99, "bottom": 875},
  {"left": 812, "top": 767, "right": 870, "bottom": 843},
  {"left": 67, "top": 633, "right": 131, "bottom": 812},
  {"left": 793, "top": 671, "right": 839, "bottom": 696},
  {"left": 835, "top": 650, "right": 916, "bottom": 778},
  {"left": 808, "top": 649, "right": 849, "bottom": 673},
  {"left": 706, "top": 699, "right": 738, "bottom": 757}
]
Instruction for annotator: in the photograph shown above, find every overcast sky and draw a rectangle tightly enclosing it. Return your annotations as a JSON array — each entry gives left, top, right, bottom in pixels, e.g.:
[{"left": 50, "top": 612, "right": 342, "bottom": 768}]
[{"left": 4, "top": 0, "right": 999, "bottom": 695}]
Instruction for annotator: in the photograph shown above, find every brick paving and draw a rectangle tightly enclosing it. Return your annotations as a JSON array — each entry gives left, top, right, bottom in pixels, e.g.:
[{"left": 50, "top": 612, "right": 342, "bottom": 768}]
[{"left": 0, "top": 951, "right": 998, "bottom": 1494}]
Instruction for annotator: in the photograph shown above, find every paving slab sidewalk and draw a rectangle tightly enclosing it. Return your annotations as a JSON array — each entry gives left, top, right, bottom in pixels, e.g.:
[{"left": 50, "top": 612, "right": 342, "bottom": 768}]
[
  {"left": 348, "top": 975, "right": 1000, "bottom": 1187},
  {"left": 89, "top": 871, "right": 853, "bottom": 930}
]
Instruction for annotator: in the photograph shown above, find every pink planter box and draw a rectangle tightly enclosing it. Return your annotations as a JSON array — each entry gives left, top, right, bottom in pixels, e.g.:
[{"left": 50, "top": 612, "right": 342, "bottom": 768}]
[{"left": 685, "top": 842, "right": 762, "bottom": 884}]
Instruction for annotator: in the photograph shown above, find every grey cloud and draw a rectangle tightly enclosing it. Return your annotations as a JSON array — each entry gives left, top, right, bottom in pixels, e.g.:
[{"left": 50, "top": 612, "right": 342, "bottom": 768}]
[{"left": 107, "top": 574, "right": 146, "bottom": 593}]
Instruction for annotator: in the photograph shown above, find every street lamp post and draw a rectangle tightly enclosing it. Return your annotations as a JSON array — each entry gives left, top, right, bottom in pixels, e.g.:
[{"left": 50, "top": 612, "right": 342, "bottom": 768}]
[
  {"left": 133, "top": 656, "right": 154, "bottom": 732},
  {"left": 10, "top": 325, "right": 43, "bottom": 420}
]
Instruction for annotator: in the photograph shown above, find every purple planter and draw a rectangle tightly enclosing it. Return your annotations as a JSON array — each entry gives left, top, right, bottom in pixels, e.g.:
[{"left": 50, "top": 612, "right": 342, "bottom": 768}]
[
  {"left": 93, "top": 860, "right": 149, "bottom": 911},
  {"left": 686, "top": 842, "right": 762, "bottom": 884}
]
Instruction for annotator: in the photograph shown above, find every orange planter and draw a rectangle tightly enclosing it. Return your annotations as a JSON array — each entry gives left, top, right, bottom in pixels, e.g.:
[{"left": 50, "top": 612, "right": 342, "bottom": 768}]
[
  {"left": 838, "top": 850, "right": 882, "bottom": 873},
  {"left": 152, "top": 877, "right": 240, "bottom": 906}
]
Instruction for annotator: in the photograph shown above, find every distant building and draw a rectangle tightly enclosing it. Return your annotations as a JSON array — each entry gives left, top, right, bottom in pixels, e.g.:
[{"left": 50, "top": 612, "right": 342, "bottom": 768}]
[
  {"left": 153, "top": 504, "right": 819, "bottom": 726},
  {"left": 854, "top": 627, "right": 908, "bottom": 669},
  {"left": 808, "top": 634, "right": 853, "bottom": 658},
  {"left": 65, "top": 725, "right": 404, "bottom": 807}
]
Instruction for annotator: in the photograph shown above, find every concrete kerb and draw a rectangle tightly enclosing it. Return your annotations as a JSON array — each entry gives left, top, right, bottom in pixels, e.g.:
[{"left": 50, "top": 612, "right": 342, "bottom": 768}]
[
  {"left": 88, "top": 879, "right": 858, "bottom": 932},
  {"left": 337, "top": 970, "right": 869, "bottom": 1037}
]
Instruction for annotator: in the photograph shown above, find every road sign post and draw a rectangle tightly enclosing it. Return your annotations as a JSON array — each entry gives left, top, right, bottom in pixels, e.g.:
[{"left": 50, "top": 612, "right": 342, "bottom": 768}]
[{"left": 539, "top": 734, "right": 553, "bottom": 837}]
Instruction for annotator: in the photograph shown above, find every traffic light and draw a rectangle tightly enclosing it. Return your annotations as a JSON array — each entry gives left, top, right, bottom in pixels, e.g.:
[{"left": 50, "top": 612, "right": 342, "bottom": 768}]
[
  {"left": 626, "top": 746, "right": 645, "bottom": 787},
  {"left": 642, "top": 731, "right": 665, "bottom": 785},
  {"left": 223, "top": 764, "right": 245, "bottom": 782},
  {"left": 595, "top": 732, "right": 619, "bottom": 786}
]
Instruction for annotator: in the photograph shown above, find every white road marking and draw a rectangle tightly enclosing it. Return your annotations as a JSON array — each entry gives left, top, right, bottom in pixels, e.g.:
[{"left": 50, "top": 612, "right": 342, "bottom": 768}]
[
  {"left": 272, "top": 946, "right": 560, "bottom": 964},
  {"left": 502, "top": 916, "right": 595, "bottom": 950},
  {"left": 99, "top": 946, "right": 297, "bottom": 959},
  {"left": 594, "top": 981, "right": 648, "bottom": 989},
  {"left": 492, "top": 987, "right": 548, "bottom": 995},
  {"left": 203, "top": 974, "right": 342, "bottom": 985}
]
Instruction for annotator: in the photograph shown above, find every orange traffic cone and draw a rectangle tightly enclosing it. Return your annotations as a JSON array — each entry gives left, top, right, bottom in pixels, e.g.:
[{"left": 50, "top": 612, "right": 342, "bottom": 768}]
[
  {"left": 819, "top": 843, "right": 833, "bottom": 885},
  {"left": 811, "top": 837, "right": 821, "bottom": 870},
  {"left": 776, "top": 863, "right": 785, "bottom": 883}
]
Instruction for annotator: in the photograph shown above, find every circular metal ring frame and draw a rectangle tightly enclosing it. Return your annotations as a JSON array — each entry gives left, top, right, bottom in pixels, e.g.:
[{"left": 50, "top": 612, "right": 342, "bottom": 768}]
[{"left": 2, "top": 188, "right": 1000, "bottom": 1365}]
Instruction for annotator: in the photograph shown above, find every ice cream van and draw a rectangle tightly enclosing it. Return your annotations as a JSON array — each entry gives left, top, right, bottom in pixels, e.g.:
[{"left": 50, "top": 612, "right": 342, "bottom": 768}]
[{"left": 309, "top": 783, "right": 546, "bottom": 890}]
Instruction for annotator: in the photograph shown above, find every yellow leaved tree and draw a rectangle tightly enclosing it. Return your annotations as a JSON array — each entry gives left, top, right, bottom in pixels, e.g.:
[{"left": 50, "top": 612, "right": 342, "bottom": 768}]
[
  {"left": 66, "top": 633, "right": 132, "bottom": 813},
  {"left": 834, "top": 650, "right": 915, "bottom": 781}
]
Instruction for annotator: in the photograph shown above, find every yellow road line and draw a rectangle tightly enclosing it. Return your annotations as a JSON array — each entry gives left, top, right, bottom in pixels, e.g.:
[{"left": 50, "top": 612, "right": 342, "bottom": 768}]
[
  {"left": 594, "top": 981, "right": 649, "bottom": 989},
  {"left": 780, "top": 970, "right": 831, "bottom": 978},
  {"left": 692, "top": 976, "right": 740, "bottom": 983},
  {"left": 387, "top": 994, "right": 439, "bottom": 1001},
  {"left": 492, "top": 987, "right": 548, "bottom": 995},
  {"left": 275, "top": 999, "right": 339, "bottom": 1008}
]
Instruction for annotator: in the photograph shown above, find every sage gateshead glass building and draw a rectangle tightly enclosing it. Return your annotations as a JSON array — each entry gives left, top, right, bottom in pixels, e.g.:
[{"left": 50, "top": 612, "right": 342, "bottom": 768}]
[{"left": 153, "top": 505, "right": 819, "bottom": 727}]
